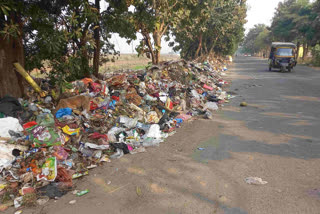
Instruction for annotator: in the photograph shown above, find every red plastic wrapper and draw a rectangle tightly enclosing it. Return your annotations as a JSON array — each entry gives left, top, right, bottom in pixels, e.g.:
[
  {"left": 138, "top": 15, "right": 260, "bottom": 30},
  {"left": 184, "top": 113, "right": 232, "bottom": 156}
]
[
  {"left": 111, "top": 96, "right": 120, "bottom": 101},
  {"left": 90, "top": 101, "right": 99, "bottom": 110},
  {"left": 89, "top": 132, "right": 108, "bottom": 141},
  {"left": 23, "top": 121, "right": 38, "bottom": 130}
]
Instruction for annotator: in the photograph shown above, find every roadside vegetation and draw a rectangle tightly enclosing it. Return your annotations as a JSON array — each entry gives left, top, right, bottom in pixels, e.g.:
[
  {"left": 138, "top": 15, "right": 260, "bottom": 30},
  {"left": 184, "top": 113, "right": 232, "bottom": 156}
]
[
  {"left": 241, "top": 0, "right": 320, "bottom": 66},
  {"left": 0, "top": 0, "right": 247, "bottom": 98}
]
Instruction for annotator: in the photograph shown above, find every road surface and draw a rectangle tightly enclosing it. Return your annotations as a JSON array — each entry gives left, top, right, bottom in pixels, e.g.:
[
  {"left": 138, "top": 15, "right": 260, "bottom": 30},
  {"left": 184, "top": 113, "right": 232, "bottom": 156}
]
[{"left": 20, "top": 57, "right": 320, "bottom": 214}]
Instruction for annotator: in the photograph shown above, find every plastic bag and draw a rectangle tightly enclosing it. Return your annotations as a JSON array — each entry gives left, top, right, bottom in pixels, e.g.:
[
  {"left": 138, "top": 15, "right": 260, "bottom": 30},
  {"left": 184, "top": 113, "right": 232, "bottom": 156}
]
[
  {"left": 245, "top": 177, "right": 268, "bottom": 185},
  {"left": 0, "top": 117, "right": 23, "bottom": 138},
  {"left": 165, "top": 98, "right": 174, "bottom": 111},
  {"left": 55, "top": 108, "right": 72, "bottom": 118},
  {"left": 84, "top": 142, "right": 109, "bottom": 150},
  {"left": 144, "top": 124, "right": 162, "bottom": 139},
  {"left": 119, "top": 116, "right": 138, "bottom": 129},
  {"left": 205, "top": 102, "right": 219, "bottom": 111},
  {"left": 36, "top": 113, "right": 55, "bottom": 127}
]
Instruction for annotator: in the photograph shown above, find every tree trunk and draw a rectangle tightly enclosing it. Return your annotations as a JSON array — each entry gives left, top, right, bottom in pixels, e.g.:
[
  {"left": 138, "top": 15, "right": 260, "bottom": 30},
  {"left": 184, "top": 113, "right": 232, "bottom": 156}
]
[
  {"left": 143, "top": 32, "right": 156, "bottom": 64},
  {"left": 153, "top": 31, "right": 161, "bottom": 64},
  {"left": 93, "top": 0, "right": 100, "bottom": 76},
  {"left": 302, "top": 43, "right": 308, "bottom": 61},
  {"left": 195, "top": 32, "right": 203, "bottom": 58},
  {"left": 0, "top": 16, "right": 25, "bottom": 98}
]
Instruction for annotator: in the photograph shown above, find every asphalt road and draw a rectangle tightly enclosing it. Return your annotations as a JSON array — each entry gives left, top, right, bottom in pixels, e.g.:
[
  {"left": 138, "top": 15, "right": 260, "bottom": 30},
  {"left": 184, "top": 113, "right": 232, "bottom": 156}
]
[{"left": 16, "top": 57, "right": 320, "bottom": 214}]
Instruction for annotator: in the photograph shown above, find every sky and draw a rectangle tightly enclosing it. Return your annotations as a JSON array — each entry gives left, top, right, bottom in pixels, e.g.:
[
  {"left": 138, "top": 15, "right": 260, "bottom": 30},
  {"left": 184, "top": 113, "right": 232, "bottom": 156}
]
[
  {"left": 245, "top": 0, "right": 285, "bottom": 33},
  {"left": 110, "top": 0, "right": 286, "bottom": 54}
]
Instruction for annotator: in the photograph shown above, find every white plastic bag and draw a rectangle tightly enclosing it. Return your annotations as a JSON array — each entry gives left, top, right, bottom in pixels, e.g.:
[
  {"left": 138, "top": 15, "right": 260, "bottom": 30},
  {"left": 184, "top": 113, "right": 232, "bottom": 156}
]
[
  {"left": 205, "top": 102, "right": 219, "bottom": 111},
  {"left": 144, "top": 124, "right": 162, "bottom": 139},
  {"left": 0, "top": 117, "right": 23, "bottom": 138}
]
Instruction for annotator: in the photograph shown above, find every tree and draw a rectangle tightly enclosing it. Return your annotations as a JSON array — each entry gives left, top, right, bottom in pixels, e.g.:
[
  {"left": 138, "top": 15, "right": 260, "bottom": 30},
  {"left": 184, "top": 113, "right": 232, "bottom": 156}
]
[
  {"left": 254, "top": 28, "right": 271, "bottom": 57},
  {"left": 130, "top": 0, "right": 182, "bottom": 64},
  {"left": 171, "top": 0, "right": 247, "bottom": 60},
  {"left": 270, "top": 0, "right": 316, "bottom": 59},
  {"left": 0, "top": 0, "right": 41, "bottom": 98},
  {"left": 242, "top": 24, "right": 267, "bottom": 55},
  {"left": 1, "top": 0, "right": 136, "bottom": 98}
]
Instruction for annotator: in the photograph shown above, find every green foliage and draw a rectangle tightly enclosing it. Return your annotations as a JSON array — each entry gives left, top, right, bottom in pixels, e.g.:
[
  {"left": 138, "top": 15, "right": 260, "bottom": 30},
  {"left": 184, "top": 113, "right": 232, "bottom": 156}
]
[
  {"left": 242, "top": 24, "right": 271, "bottom": 55},
  {"left": 270, "top": 0, "right": 317, "bottom": 45},
  {"left": 130, "top": 0, "right": 184, "bottom": 64},
  {"left": 1, "top": 0, "right": 137, "bottom": 89},
  {"left": 49, "top": 55, "right": 93, "bottom": 85},
  {"left": 171, "top": 0, "right": 247, "bottom": 60},
  {"left": 311, "top": 45, "right": 320, "bottom": 66}
]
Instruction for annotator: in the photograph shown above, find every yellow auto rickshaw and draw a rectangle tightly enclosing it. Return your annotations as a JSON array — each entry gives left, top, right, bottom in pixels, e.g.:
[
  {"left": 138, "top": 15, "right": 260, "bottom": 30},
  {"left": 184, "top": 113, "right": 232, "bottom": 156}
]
[{"left": 268, "top": 42, "right": 297, "bottom": 72}]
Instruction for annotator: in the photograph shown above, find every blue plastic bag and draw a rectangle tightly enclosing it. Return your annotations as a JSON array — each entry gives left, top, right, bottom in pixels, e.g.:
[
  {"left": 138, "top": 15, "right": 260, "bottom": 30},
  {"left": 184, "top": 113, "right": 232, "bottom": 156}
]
[{"left": 55, "top": 107, "right": 72, "bottom": 118}]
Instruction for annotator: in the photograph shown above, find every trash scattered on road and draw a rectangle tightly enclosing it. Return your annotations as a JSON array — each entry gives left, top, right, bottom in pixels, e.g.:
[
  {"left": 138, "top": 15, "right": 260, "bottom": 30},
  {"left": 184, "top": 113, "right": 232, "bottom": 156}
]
[
  {"left": 136, "top": 186, "right": 142, "bottom": 196},
  {"left": 69, "top": 200, "right": 77, "bottom": 204},
  {"left": 198, "top": 147, "right": 206, "bottom": 151},
  {"left": 245, "top": 177, "right": 268, "bottom": 185},
  {"left": 76, "top": 189, "right": 89, "bottom": 196},
  {"left": 0, "top": 59, "right": 233, "bottom": 210},
  {"left": 240, "top": 102, "right": 248, "bottom": 107},
  {"left": 36, "top": 196, "right": 50, "bottom": 205}
]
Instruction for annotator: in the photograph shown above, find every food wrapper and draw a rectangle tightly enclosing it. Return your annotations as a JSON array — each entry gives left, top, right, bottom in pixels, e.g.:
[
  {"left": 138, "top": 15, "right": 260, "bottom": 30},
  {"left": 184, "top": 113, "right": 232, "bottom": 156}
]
[
  {"left": 62, "top": 125, "right": 80, "bottom": 136},
  {"left": 37, "top": 157, "right": 57, "bottom": 181},
  {"left": 27, "top": 125, "right": 62, "bottom": 147}
]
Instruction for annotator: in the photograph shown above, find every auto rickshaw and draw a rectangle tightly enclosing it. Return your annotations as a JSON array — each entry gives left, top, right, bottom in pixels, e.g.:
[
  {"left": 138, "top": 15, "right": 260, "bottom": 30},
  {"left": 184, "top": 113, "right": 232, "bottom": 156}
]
[{"left": 268, "top": 42, "right": 297, "bottom": 72}]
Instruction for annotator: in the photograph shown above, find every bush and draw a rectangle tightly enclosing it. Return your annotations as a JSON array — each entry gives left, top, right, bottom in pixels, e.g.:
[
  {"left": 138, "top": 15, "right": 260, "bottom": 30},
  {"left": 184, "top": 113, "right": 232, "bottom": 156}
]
[{"left": 49, "top": 55, "right": 93, "bottom": 86}]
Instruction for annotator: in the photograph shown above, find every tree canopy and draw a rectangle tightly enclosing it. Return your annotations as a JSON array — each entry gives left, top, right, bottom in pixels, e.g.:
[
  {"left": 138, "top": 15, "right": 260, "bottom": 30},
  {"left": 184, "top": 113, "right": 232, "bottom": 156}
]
[
  {"left": 1, "top": 0, "right": 248, "bottom": 97},
  {"left": 242, "top": 0, "right": 320, "bottom": 60},
  {"left": 170, "top": 0, "right": 247, "bottom": 60}
]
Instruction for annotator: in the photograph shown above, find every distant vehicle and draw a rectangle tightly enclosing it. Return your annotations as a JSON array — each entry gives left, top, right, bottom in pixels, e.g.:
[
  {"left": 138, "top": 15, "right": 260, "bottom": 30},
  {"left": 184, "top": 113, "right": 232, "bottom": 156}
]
[
  {"left": 244, "top": 54, "right": 248, "bottom": 56},
  {"left": 248, "top": 54, "right": 252, "bottom": 57},
  {"left": 268, "top": 42, "right": 297, "bottom": 72}
]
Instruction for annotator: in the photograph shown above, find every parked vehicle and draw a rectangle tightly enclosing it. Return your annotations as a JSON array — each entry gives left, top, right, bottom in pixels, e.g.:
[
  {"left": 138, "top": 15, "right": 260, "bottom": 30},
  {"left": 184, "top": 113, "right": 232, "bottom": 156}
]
[{"left": 268, "top": 42, "right": 297, "bottom": 72}]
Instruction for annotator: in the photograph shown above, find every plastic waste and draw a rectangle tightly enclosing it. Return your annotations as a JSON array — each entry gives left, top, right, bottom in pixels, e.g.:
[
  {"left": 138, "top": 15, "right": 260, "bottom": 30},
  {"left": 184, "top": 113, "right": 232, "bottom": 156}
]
[
  {"left": 0, "top": 117, "right": 23, "bottom": 138},
  {"left": 245, "top": 177, "right": 268, "bottom": 185},
  {"left": 55, "top": 107, "right": 72, "bottom": 118},
  {"left": 205, "top": 102, "right": 219, "bottom": 111},
  {"left": 144, "top": 124, "right": 162, "bottom": 139},
  {"left": 119, "top": 116, "right": 138, "bottom": 129},
  {"left": 146, "top": 111, "right": 160, "bottom": 123},
  {"left": 142, "top": 138, "right": 163, "bottom": 147},
  {"left": 84, "top": 142, "right": 109, "bottom": 150},
  {"left": 36, "top": 113, "right": 55, "bottom": 127},
  {"left": 76, "top": 189, "right": 89, "bottom": 196},
  {"left": 29, "top": 103, "right": 38, "bottom": 111},
  {"left": 110, "top": 148, "right": 124, "bottom": 159},
  {"left": 204, "top": 111, "right": 213, "bottom": 119},
  {"left": 27, "top": 125, "right": 62, "bottom": 147},
  {"left": 37, "top": 157, "right": 57, "bottom": 181},
  {"left": 62, "top": 125, "right": 80, "bottom": 136}
]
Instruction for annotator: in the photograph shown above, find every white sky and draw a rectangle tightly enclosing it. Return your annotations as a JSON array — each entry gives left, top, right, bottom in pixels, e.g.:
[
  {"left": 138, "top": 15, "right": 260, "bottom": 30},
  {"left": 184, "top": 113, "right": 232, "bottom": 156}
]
[
  {"left": 244, "top": 0, "right": 285, "bottom": 33},
  {"left": 110, "top": 0, "right": 286, "bottom": 54}
]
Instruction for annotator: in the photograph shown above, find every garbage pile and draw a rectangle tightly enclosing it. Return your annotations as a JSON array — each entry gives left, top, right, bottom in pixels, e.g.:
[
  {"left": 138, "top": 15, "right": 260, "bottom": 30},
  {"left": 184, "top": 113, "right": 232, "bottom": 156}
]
[{"left": 0, "top": 60, "right": 230, "bottom": 210}]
